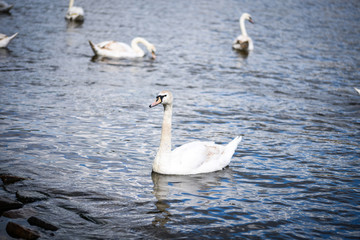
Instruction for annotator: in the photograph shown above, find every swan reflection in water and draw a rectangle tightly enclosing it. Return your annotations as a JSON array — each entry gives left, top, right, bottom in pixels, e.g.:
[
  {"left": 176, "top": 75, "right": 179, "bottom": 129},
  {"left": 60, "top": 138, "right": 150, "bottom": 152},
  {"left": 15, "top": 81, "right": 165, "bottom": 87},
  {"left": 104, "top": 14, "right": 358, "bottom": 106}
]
[
  {"left": 66, "top": 20, "right": 83, "bottom": 29},
  {"left": 150, "top": 168, "right": 235, "bottom": 227},
  {"left": 0, "top": 48, "right": 11, "bottom": 58},
  {"left": 90, "top": 54, "right": 155, "bottom": 65},
  {"left": 235, "top": 50, "right": 251, "bottom": 59}
]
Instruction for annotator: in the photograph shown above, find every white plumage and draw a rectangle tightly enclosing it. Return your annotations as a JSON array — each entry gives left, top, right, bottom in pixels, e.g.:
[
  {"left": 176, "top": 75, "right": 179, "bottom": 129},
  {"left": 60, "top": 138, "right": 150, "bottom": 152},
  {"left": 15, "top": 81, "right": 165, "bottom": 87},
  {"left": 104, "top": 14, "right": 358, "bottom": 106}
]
[
  {"left": 149, "top": 90, "right": 242, "bottom": 175},
  {"left": 65, "top": 0, "right": 84, "bottom": 22},
  {"left": 232, "top": 13, "right": 254, "bottom": 52},
  {"left": 89, "top": 37, "right": 156, "bottom": 59},
  {"left": 0, "top": 33, "right": 18, "bottom": 48}
]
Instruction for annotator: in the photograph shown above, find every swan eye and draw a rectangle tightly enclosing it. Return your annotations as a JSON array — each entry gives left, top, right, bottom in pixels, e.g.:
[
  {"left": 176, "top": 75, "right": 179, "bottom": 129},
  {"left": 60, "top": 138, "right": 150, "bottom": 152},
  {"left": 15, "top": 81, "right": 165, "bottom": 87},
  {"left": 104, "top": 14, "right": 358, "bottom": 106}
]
[{"left": 157, "top": 94, "right": 167, "bottom": 102}]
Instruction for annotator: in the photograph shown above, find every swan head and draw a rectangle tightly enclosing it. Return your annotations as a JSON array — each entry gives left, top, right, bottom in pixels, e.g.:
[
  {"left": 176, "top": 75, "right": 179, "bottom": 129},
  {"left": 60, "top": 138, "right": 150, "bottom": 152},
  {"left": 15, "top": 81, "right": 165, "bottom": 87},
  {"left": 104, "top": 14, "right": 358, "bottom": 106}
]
[
  {"left": 149, "top": 90, "right": 173, "bottom": 108},
  {"left": 241, "top": 13, "right": 254, "bottom": 24},
  {"left": 147, "top": 44, "right": 156, "bottom": 59}
]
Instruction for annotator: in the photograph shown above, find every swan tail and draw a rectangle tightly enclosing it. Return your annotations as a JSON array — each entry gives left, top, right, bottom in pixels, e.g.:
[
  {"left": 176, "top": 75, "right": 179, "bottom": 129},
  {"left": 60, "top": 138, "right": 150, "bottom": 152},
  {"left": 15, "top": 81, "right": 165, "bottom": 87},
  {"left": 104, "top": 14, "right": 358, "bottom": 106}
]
[
  {"left": 355, "top": 87, "right": 360, "bottom": 95},
  {"left": 8, "top": 33, "right": 18, "bottom": 42},
  {"left": 221, "top": 136, "right": 242, "bottom": 166},
  {"left": 229, "top": 136, "right": 242, "bottom": 151},
  {"left": 0, "top": 33, "right": 18, "bottom": 48},
  {"left": 88, "top": 40, "right": 99, "bottom": 55}
]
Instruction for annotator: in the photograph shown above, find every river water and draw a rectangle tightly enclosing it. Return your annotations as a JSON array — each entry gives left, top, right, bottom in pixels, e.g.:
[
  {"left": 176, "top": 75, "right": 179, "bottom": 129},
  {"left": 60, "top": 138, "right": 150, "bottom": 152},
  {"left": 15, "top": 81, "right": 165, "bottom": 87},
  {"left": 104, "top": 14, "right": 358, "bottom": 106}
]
[{"left": 1, "top": 0, "right": 359, "bottom": 239}]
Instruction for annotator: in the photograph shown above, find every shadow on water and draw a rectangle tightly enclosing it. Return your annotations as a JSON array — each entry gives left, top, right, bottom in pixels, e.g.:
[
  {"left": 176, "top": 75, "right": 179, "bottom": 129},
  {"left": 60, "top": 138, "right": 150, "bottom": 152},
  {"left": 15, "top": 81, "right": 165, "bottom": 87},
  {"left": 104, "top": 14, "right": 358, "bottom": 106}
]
[
  {"left": 233, "top": 49, "right": 250, "bottom": 59},
  {"left": 66, "top": 20, "right": 84, "bottom": 29},
  {"left": 90, "top": 55, "right": 130, "bottom": 65},
  {"left": 90, "top": 54, "right": 157, "bottom": 69},
  {"left": 0, "top": 12, "right": 12, "bottom": 16}
]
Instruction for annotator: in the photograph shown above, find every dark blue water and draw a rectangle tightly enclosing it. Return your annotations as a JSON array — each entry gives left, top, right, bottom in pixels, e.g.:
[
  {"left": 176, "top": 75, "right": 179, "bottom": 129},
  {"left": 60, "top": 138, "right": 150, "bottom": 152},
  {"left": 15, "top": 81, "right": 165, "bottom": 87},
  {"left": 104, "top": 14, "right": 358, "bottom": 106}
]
[{"left": 1, "top": 0, "right": 359, "bottom": 239}]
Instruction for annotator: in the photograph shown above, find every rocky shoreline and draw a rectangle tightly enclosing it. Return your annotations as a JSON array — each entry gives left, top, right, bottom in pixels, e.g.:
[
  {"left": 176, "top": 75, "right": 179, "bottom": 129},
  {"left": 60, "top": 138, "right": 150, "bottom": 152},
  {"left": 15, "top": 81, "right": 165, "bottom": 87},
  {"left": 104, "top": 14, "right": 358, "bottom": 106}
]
[{"left": 0, "top": 175, "right": 59, "bottom": 239}]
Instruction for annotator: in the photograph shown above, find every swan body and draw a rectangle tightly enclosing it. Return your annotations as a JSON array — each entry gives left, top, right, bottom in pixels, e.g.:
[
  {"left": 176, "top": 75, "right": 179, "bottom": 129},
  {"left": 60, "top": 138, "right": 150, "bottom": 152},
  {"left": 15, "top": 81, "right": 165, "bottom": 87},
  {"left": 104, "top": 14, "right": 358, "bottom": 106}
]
[
  {"left": 65, "top": 0, "right": 84, "bottom": 22},
  {"left": 0, "top": 33, "right": 18, "bottom": 48},
  {"left": 0, "top": 1, "right": 13, "bottom": 13},
  {"left": 149, "top": 90, "right": 242, "bottom": 175},
  {"left": 232, "top": 13, "right": 254, "bottom": 52},
  {"left": 89, "top": 37, "right": 156, "bottom": 59}
]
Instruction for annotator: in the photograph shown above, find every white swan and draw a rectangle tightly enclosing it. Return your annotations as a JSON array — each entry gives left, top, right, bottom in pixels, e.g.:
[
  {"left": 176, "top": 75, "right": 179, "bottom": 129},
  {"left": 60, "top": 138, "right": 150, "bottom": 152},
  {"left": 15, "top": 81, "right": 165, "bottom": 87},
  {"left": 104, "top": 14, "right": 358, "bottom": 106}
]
[
  {"left": 65, "top": 0, "right": 84, "bottom": 22},
  {"left": 89, "top": 37, "right": 156, "bottom": 59},
  {"left": 0, "top": 33, "right": 18, "bottom": 48},
  {"left": 232, "top": 13, "right": 254, "bottom": 52},
  {"left": 149, "top": 90, "right": 242, "bottom": 175},
  {"left": 0, "top": 1, "right": 13, "bottom": 13}
]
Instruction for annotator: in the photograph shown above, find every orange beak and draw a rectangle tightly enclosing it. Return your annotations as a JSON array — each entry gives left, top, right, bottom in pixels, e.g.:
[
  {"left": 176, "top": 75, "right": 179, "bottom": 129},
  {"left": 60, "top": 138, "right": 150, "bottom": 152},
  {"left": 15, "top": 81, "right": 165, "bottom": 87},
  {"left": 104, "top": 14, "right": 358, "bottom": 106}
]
[{"left": 149, "top": 96, "right": 162, "bottom": 108}]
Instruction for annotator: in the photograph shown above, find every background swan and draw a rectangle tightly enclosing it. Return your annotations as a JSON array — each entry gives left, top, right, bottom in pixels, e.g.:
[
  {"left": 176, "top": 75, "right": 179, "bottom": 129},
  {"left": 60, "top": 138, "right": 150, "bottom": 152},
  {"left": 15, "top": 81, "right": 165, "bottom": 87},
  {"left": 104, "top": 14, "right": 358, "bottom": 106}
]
[
  {"left": 89, "top": 37, "right": 156, "bottom": 59},
  {"left": 0, "top": 1, "right": 13, "bottom": 13},
  {"left": 65, "top": 0, "right": 84, "bottom": 22},
  {"left": 0, "top": 32, "right": 18, "bottom": 48},
  {"left": 355, "top": 88, "right": 360, "bottom": 95},
  {"left": 232, "top": 13, "right": 254, "bottom": 52},
  {"left": 149, "top": 90, "right": 242, "bottom": 175}
]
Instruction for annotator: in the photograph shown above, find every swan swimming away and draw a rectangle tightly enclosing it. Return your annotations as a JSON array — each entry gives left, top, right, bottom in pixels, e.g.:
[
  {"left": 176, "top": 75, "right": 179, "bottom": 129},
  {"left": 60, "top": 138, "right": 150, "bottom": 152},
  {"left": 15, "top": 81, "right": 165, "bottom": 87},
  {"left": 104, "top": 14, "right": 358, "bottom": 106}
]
[
  {"left": 89, "top": 37, "right": 156, "bottom": 59},
  {"left": 0, "top": 1, "right": 13, "bottom": 13},
  {"left": 232, "top": 13, "right": 254, "bottom": 52},
  {"left": 149, "top": 90, "right": 242, "bottom": 175},
  {"left": 0, "top": 32, "right": 18, "bottom": 48},
  {"left": 65, "top": 0, "right": 84, "bottom": 22}
]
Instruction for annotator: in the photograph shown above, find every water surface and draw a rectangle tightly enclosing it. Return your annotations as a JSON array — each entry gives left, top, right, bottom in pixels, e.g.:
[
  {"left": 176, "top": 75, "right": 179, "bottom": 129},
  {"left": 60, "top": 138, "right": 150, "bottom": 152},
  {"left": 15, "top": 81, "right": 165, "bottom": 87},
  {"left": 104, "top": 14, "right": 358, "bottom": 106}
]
[{"left": 1, "top": 0, "right": 359, "bottom": 239}]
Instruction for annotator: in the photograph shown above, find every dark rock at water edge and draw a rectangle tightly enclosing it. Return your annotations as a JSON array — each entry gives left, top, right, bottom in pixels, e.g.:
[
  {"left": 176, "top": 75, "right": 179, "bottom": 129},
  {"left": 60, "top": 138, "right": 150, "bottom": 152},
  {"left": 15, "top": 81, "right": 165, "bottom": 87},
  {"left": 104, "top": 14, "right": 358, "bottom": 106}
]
[
  {"left": 0, "top": 175, "right": 27, "bottom": 185},
  {"left": 0, "top": 196, "right": 23, "bottom": 214},
  {"left": 16, "top": 190, "right": 48, "bottom": 203},
  {"left": 28, "top": 216, "right": 59, "bottom": 231},
  {"left": 3, "top": 207, "right": 37, "bottom": 219},
  {"left": 6, "top": 221, "right": 40, "bottom": 240}
]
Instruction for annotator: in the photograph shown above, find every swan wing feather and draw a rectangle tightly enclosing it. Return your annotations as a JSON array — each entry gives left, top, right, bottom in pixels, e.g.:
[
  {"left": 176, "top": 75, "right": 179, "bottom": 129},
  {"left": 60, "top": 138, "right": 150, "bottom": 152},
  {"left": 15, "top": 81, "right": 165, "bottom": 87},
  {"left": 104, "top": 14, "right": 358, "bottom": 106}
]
[
  {"left": 168, "top": 136, "right": 242, "bottom": 174},
  {"left": 98, "top": 41, "right": 133, "bottom": 52},
  {"left": 66, "top": 6, "right": 84, "bottom": 21},
  {"left": 89, "top": 40, "right": 141, "bottom": 58},
  {"left": 233, "top": 35, "right": 253, "bottom": 51}
]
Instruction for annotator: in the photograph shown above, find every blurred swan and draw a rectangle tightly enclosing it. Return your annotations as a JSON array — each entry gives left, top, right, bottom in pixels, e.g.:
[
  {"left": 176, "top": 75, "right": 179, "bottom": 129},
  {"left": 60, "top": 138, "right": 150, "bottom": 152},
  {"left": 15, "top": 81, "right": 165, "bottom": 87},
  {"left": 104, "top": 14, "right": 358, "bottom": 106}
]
[
  {"left": 89, "top": 37, "right": 156, "bottom": 59},
  {"left": 65, "top": 0, "right": 84, "bottom": 22},
  {"left": 232, "top": 13, "right": 254, "bottom": 52},
  {"left": 0, "top": 32, "right": 18, "bottom": 48},
  {"left": 355, "top": 88, "right": 360, "bottom": 95},
  {"left": 149, "top": 90, "right": 242, "bottom": 175},
  {"left": 0, "top": 1, "right": 13, "bottom": 13}
]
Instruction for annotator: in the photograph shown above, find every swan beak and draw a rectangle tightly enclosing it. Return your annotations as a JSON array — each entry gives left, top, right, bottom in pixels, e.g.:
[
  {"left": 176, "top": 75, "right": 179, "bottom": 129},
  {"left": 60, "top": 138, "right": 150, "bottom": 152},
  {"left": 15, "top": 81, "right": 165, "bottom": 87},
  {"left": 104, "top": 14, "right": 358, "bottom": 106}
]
[
  {"left": 149, "top": 96, "right": 162, "bottom": 108},
  {"left": 249, "top": 18, "right": 254, "bottom": 24},
  {"left": 151, "top": 51, "right": 156, "bottom": 60}
]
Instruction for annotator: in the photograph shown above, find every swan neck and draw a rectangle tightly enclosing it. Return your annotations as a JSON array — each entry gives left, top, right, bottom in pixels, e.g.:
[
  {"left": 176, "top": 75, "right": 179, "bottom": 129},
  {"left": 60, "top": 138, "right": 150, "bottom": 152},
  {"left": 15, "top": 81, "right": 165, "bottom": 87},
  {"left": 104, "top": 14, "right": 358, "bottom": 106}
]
[
  {"left": 240, "top": 16, "right": 248, "bottom": 37},
  {"left": 131, "top": 38, "right": 148, "bottom": 56},
  {"left": 154, "top": 104, "right": 171, "bottom": 164},
  {"left": 153, "top": 103, "right": 172, "bottom": 173},
  {"left": 158, "top": 104, "right": 172, "bottom": 155},
  {"left": 69, "top": 0, "right": 74, "bottom": 9}
]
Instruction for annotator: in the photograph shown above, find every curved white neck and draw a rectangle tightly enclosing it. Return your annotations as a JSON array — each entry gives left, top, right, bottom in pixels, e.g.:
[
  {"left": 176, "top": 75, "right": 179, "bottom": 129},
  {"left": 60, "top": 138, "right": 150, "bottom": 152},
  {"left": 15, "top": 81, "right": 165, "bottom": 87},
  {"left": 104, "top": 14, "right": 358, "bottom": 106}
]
[
  {"left": 131, "top": 37, "right": 150, "bottom": 56},
  {"left": 240, "top": 16, "right": 248, "bottom": 37},
  {"left": 69, "top": 0, "right": 74, "bottom": 9},
  {"left": 153, "top": 104, "right": 172, "bottom": 168}
]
